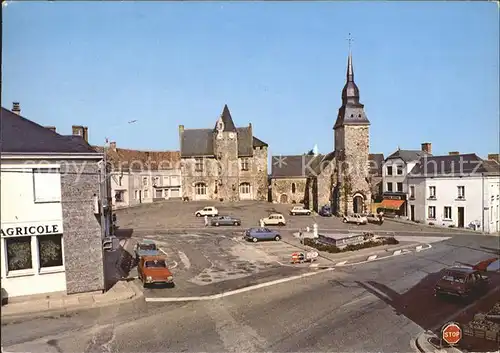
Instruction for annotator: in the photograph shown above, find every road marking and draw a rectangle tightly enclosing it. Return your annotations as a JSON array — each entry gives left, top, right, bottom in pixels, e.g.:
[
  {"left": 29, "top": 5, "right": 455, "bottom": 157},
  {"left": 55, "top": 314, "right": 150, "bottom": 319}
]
[
  {"left": 145, "top": 268, "right": 335, "bottom": 302},
  {"left": 336, "top": 261, "right": 347, "bottom": 266},
  {"left": 170, "top": 261, "right": 178, "bottom": 269},
  {"left": 340, "top": 295, "right": 372, "bottom": 308},
  {"left": 178, "top": 251, "right": 191, "bottom": 269},
  {"left": 362, "top": 282, "right": 393, "bottom": 301},
  {"left": 159, "top": 248, "right": 168, "bottom": 255},
  {"left": 367, "top": 255, "right": 377, "bottom": 261}
]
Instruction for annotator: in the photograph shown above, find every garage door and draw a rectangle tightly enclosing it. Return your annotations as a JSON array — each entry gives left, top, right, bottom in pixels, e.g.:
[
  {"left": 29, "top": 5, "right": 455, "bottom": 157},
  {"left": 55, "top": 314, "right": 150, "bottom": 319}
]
[{"left": 170, "top": 188, "right": 180, "bottom": 198}]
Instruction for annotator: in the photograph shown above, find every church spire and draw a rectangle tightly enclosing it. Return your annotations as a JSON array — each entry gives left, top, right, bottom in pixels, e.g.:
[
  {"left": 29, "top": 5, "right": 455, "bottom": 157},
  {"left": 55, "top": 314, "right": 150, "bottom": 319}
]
[{"left": 341, "top": 50, "right": 360, "bottom": 105}]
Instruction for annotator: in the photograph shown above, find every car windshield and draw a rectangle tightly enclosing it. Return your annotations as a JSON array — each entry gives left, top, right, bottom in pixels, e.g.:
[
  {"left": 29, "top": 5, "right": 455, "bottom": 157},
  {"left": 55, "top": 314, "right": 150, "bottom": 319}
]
[
  {"left": 442, "top": 272, "right": 466, "bottom": 283},
  {"left": 139, "top": 244, "right": 157, "bottom": 251},
  {"left": 145, "top": 260, "right": 166, "bottom": 268}
]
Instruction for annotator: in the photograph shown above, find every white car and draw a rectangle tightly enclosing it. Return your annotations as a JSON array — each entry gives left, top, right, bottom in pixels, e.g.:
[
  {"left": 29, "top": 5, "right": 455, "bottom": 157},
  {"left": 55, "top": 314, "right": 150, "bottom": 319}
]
[
  {"left": 342, "top": 214, "right": 368, "bottom": 225},
  {"left": 289, "top": 206, "right": 311, "bottom": 216},
  {"left": 195, "top": 207, "right": 219, "bottom": 217},
  {"left": 260, "top": 213, "right": 286, "bottom": 226}
]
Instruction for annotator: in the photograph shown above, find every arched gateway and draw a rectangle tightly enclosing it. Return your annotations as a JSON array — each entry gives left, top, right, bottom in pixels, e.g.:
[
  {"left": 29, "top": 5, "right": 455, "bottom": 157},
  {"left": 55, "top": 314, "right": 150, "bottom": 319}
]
[{"left": 353, "top": 193, "right": 364, "bottom": 214}]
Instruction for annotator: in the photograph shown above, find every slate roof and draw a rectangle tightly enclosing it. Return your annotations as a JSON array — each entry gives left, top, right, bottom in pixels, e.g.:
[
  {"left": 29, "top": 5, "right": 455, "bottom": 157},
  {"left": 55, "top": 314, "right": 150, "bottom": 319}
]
[
  {"left": 409, "top": 153, "right": 498, "bottom": 177},
  {"left": 180, "top": 105, "right": 267, "bottom": 158},
  {"left": 369, "top": 153, "right": 384, "bottom": 176},
  {"left": 93, "top": 145, "right": 180, "bottom": 171},
  {"left": 386, "top": 149, "right": 428, "bottom": 162},
  {"left": 213, "top": 104, "right": 237, "bottom": 132},
  {"left": 0, "top": 107, "right": 99, "bottom": 154},
  {"left": 271, "top": 154, "right": 325, "bottom": 178}
]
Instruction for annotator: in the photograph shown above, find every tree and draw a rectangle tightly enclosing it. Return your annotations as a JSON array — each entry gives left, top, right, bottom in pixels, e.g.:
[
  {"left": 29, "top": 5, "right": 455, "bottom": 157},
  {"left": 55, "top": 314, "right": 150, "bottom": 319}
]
[{"left": 307, "top": 149, "right": 314, "bottom": 155}]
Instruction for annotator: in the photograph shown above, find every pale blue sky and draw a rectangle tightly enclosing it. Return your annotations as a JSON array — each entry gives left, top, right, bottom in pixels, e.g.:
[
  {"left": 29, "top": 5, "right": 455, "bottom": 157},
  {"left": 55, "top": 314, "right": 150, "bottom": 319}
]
[{"left": 2, "top": 1, "right": 499, "bottom": 158}]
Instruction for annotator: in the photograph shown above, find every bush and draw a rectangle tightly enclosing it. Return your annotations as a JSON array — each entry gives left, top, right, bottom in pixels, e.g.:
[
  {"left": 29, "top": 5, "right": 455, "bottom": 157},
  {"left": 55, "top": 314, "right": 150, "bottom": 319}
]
[
  {"left": 428, "top": 222, "right": 435, "bottom": 226},
  {"left": 448, "top": 224, "right": 455, "bottom": 228},
  {"left": 414, "top": 220, "right": 421, "bottom": 224},
  {"left": 304, "top": 237, "right": 399, "bottom": 254}
]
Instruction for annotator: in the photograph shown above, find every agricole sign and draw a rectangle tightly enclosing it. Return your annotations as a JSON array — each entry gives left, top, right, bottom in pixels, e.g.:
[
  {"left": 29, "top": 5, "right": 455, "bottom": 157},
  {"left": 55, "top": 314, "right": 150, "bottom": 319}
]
[{"left": 0, "top": 224, "right": 60, "bottom": 237}]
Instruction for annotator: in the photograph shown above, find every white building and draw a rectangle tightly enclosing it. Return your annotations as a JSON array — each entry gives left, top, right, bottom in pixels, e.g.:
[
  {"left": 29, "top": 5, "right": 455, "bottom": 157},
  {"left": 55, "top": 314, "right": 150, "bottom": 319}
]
[
  {"left": 94, "top": 142, "right": 182, "bottom": 209},
  {"left": 378, "top": 143, "right": 431, "bottom": 216},
  {"left": 407, "top": 153, "right": 500, "bottom": 234},
  {"left": 1, "top": 105, "right": 106, "bottom": 298}
]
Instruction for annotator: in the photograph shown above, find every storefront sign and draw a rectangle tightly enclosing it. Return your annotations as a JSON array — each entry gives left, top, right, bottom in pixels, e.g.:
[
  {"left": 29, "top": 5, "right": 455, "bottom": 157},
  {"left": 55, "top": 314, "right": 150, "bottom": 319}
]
[{"left": 1, "top": 223, "right": 62, "bottom": 237}]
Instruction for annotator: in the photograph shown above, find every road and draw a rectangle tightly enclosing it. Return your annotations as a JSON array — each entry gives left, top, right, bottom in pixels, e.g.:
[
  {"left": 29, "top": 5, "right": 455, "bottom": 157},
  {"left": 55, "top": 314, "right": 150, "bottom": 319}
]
[{"left": 2, "top": 233, "right": 498, "bottom": 353}]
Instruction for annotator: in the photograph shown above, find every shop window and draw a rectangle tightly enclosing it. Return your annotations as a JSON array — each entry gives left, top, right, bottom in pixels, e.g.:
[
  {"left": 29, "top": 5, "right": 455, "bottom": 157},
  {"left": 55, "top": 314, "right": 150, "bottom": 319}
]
[
  {"left": 6, "top": 236, "right": 32, "bottom": 272},
  {"left": 38, "top": 234, "right": 63, "bottom": 268},
  {"left": 33, "top": 168, "right": 61, "bottom": 203}
]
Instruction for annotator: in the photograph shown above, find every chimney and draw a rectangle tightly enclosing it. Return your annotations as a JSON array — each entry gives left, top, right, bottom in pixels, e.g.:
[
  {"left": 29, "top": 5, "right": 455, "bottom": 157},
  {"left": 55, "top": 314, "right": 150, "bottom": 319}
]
[
  {"left": 448, "top": 151, "right": 460, "bottom": 156},
  {"left": 109, "top": 141, "right": 116, "bottom": 151},
  {"left": 12, "top": 102, "right": 21, "bottom": 115},
  {"left": 72, "top": 125, "right": 89, "bottom": 142},
  {"left": 45, "top": 126, "right": 57, "bottom": 133},
  {"left": 248, "top": 122, "right": 253, "bottom": 137},
  {"left": 179, "top": 125, "right": 184, "bottom": 147},
  {"left": 421, "top": 142, "right": 432, "bottom": 154},
  {"left": 488, "top": 154, "right": 500, "bottom": 163}
]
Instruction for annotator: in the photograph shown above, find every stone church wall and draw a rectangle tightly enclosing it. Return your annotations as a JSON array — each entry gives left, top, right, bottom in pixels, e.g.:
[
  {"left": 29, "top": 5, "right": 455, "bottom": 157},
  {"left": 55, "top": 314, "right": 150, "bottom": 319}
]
[{"left": 271, "top": 178, "right": 307, "bottom": 204}]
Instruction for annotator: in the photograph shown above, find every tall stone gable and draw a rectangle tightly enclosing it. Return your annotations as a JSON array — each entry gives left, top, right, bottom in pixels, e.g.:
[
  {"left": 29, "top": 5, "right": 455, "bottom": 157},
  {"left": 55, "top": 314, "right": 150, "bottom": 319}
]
[{"left": 332, "top": 52, "right": 372, "bottom": 214}]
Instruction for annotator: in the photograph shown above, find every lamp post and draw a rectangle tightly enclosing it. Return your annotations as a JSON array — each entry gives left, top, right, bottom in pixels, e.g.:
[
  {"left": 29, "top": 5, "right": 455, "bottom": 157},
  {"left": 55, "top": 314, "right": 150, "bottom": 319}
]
[{"left": 100, "top": 120, "right": 138, "bottom": 240}]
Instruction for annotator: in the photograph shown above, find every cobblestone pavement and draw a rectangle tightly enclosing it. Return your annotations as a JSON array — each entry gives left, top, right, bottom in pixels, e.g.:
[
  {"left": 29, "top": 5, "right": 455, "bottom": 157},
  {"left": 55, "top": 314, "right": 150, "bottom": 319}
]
[
  {"left": 128, "top": 230, "right": 331, "bottom": 299},
  {"left": 115, "top": 200, "right": 471, "bottom": 234}
]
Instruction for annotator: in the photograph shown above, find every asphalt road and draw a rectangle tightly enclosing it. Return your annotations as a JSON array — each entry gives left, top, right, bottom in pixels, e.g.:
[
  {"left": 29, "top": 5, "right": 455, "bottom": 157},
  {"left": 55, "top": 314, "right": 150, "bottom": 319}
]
[{"left": 3, "top": 233, "right": 498, "bottom": 353}]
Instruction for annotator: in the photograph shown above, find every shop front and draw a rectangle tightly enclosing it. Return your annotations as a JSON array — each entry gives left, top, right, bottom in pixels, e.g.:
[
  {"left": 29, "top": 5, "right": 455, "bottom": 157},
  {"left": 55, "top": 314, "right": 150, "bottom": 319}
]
[
  {"left": 378, "top": 193, "right": 406, "bottom": 216},
  {"left": 1, "top": 220, "right": 66, "bottom": 298}
]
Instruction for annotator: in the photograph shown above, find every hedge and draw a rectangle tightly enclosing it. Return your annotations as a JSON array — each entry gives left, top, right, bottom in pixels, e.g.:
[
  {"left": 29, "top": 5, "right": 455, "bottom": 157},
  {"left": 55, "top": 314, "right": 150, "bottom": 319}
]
[{"left": 303, "top": 237, "right": 399, "bottom": 254}]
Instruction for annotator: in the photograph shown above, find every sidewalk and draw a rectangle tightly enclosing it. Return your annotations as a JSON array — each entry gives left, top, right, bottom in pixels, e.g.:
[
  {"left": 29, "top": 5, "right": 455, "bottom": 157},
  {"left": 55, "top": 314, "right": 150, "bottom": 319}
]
[
  {"left": 385, "top": 218, "right": 493, "bottom": 235},
  {"left": 415, "top": 331, "right": 462, "bottom": 353},
  {"left": 1, "top": 238, "right": 143, "bottom": 322}
]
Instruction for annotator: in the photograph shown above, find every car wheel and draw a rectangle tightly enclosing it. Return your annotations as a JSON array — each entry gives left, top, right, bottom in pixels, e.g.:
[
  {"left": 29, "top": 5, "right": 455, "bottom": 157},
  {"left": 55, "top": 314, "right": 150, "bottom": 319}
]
[
  {"left": 274, "top": 235, "right": 281, "bottom": 241},
  {"left": 252, "top": 237, "right": 258, "bottom": 243},
  {"left": 234, "top": 222, "right": 239, "bottom": 226},
  {"left": 357, "top": 222, "right": 360, "bottom": 225},
  {"left": 196, "top": 213, "right": 201, "bottom": 217},
  {"left": 307, "top": 212, "right": 311, "bottom": 216},
  {"left": 278, "top": 222, "right": 285, "bottom": 226},
  {"left": 215, "top": 222, "right": 219, "bottom": 226},
  {"left": 343, "top": 219, "right": 348, "bottom": 223}
]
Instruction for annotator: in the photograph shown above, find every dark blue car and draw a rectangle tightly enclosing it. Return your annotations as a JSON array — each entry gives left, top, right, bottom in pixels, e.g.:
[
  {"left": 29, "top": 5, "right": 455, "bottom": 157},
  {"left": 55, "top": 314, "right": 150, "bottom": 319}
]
[
  {"left": 244, "top": 228, "right": 281, "bottom": 242},
  {"left": 319, "top": 205, "right": 332, "bottom": 217}
]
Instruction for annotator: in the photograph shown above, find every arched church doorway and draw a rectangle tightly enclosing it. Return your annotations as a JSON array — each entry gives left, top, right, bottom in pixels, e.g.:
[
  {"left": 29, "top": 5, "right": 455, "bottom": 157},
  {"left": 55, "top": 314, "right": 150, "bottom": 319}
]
[
  {"left": 280, "top": 194, "right": 288, "bottom": 204},
  {"left": 353, "top": 194, "right": 364, "bottom": 214}
]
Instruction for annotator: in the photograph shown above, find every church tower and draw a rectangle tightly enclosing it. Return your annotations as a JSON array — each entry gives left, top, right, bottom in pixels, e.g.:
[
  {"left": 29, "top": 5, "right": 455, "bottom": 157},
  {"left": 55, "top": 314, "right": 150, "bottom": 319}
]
[
  {"left": 333, "top": 50, "right": 372, "bottom": 215},
  {"left": 213, "top": 104, "right": 239, "bottom": 201}
]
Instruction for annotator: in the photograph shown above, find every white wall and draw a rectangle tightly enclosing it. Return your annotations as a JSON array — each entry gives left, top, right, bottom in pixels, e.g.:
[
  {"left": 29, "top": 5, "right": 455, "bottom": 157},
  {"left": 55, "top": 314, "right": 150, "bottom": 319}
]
[
  {"left": 1, "top": 163, "right": 67, "bottom": 297},
  {"left": 382, "top": 158, "right": 418, "bottom": 193},
  {"left": 408, "top": 174, "right": 499, "bottom": 233}
]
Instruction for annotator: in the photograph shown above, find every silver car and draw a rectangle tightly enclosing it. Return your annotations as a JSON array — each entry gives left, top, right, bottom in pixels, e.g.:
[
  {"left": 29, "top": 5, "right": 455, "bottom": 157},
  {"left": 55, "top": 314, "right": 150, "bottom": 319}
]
[{"left": 211, "top": 215, "right": 241, "bottom": 227}]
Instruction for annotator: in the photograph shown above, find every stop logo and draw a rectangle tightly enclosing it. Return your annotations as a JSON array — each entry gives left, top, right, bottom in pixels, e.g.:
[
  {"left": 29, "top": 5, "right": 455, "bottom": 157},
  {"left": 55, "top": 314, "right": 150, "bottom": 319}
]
[{"left": 442, "top": 322, "right": 462, "bottom": 345}]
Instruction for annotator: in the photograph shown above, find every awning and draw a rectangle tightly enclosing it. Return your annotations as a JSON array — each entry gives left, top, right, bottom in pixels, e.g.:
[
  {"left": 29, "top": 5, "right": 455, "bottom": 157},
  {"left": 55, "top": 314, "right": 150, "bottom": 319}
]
[{"left": 380, "top": 199, "right": 405, "bottom": 210}]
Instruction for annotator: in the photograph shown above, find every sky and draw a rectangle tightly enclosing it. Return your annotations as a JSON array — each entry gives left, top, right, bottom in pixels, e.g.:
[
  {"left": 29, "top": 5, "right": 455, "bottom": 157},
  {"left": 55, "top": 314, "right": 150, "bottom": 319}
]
[{"left": 2, "top": 1, "right": 499, "bottom": 158}]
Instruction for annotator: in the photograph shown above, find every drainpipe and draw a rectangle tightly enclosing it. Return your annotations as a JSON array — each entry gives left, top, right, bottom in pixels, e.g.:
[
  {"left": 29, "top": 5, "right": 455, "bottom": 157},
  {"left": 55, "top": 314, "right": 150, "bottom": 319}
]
[{"left": 481, "top": 173, "right": 485, "bottom": 232}]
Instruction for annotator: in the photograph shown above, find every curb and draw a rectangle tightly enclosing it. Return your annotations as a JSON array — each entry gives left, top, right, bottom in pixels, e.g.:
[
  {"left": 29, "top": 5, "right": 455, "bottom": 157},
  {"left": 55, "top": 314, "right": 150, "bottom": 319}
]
[
  {"left": 145, "top": 267, "right": 335, "bottom": 303},
  {"left": 0, "top": 281, "right": 144, "bottom": 324},
  {"left": 385, "top": 218, "right": 488, "bottom": 235}
]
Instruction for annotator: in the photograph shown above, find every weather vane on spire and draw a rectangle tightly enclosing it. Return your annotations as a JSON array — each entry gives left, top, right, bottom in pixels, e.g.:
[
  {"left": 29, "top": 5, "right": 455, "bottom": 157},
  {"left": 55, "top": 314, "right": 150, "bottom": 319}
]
[{"left": 347, "top": 33, "right": 354, "bottom": 52}]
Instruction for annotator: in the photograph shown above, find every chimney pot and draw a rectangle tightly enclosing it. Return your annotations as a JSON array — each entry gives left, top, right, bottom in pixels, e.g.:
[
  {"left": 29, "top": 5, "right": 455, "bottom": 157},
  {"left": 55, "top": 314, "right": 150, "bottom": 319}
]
[
  {"left": 71, "top": 125, "right": 88, "bottom": 142},
  {"left": 421, "top": 142, "right": 432, "bottom": 155},
  {"left": 45, "top": 126, "right": 57, "bottom": 132},
  {"left": 12, "top": 102, "right": 21, "bottom": 115}
]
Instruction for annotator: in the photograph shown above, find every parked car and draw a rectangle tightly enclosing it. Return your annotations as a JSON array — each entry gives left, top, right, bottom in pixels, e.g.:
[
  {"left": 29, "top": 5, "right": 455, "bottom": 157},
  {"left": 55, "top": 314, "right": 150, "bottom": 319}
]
[
  {"left": 319, "top": 205, "right": 332, "bottom": 217},
  {"left": 134, "top": 239, "right": 159, "bottom": 261},
  {"left": 195, "top": 206, "right": 219, "bottom": 217},
  {"left": 342, "top": 214, "right": 368, "bottom": 225},
  {"left": 211, "top": 215, "right": 241, "bottom": 226},
  {"left": 138, "top": 255, "right": 174, "bottom": 288},
  {"left": 289, "top": 206, "right": 311, "bottom": 216},
  {"left": 434, "top": 267, "right": 489, "bottom": 300},
  {"left": 244, "top": 227, "right": 281, "bottom": 242},
  {"left": 366, "top": 213, "right": 383, "bottom": 225},
  {"left": 260, "top": 213, "right": 286, "bottom": 226}
]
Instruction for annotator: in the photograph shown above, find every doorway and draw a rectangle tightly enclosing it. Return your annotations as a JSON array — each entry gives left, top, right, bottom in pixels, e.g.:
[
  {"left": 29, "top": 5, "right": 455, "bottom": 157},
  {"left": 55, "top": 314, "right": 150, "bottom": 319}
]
[
  {"left": 410, "top": 205, "right": 415, "bottom": 222},
  {"left": 139, "top": 190, "right": 142, "bottom": 204},
  {"left": 280, "top": 194, "right": 288, "bottom": 204},
  {"left": 353, "top": 195, "right": 364, "bottom": 214},
  {"left": 458, "top": 207, "right": 464, "bottom": 228}
]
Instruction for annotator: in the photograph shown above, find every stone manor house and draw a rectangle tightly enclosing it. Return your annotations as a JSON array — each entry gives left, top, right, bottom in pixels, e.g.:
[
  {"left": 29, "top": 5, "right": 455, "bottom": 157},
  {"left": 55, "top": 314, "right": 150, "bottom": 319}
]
[
  {"left": 270, "top": 52, "right": 384, "bottom": 215},
  {"left": 179, "top": 105, "right": 269, "bottom": 201}
]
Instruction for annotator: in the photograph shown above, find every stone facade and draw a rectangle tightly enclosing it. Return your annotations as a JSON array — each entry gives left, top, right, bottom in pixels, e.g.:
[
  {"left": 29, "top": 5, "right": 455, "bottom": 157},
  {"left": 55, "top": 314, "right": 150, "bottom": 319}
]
[
  {"left": 271, "top": 177, "right": 308, "bottom": 204},
  {"left": 60, "top": 160, "right": 105, "bottom": 294},
  {"left": 180, "top": 105, "right": 268, "bottom": 202}
]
